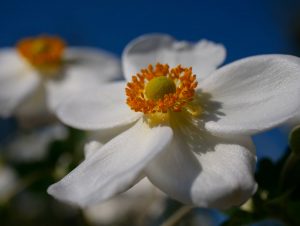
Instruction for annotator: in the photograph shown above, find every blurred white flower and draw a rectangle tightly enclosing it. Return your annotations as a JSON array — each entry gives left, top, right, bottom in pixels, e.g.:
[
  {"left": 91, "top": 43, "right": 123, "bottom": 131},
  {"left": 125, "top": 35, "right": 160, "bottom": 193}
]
[
  {"left": 48, "top": 34, "right": 300, "bottom": 209},
  {"left": 0, "top": 164, "right": 17, "bottom": 203},
  {"left": 5, "top": 124, "right": 68, "bottom": 162},
  {"left": 0, "top": 35, "right": 121, "bottom": 119}
]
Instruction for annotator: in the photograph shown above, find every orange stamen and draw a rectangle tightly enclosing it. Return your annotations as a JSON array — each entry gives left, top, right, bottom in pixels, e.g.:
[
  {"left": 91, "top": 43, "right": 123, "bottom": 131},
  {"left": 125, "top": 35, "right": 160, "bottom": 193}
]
[
  {"left": 17, "top": 35, "right": 65, "bottom": 74},
  {"left": 126, "top": 63, "right": 198, "bottom": 114}
]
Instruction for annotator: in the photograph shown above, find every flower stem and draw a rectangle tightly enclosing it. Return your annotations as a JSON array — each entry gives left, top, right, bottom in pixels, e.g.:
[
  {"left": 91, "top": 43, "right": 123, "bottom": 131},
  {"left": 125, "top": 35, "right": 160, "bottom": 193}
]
[{"left": 161, "top": 205, "right": 193, "bottom": 226}]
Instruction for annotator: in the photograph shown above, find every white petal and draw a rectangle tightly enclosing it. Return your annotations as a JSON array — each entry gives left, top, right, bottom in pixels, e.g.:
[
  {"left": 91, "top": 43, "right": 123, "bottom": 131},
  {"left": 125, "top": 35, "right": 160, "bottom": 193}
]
[
  {"left": 64, "top": 47, "right": 122, "bottom": 82},
  {"left": 15, "top": 83, "right": 48, "bottom": 117},
  {"left": 200, "top": 55, "right": 300, "bottom": 135},
  {"left": 84, "top": 177, "right": 166, "bottom": 225},
  {"left": 287, "top": 113, "right": 300, "bottom": 126},
  {"left": 48, "top": 118, "right": 173, "bottom": 207},
  {"left": 84, "top": 141, "right": 103, "bottom": 159},
  {"left": 46, "top": 47, "right": 122, "bottom": 111},
  {"left": 56, "top": 81, "right": 141, "bottom": 131},
  {"left": 145, "top": 116, "right": 256, "bottom": 209},
  {"left": 0, "top": 49, "right": 40, "bottom": 117},
  {"left": 122, "top": 34, "right": 226, "bottom": 81}
]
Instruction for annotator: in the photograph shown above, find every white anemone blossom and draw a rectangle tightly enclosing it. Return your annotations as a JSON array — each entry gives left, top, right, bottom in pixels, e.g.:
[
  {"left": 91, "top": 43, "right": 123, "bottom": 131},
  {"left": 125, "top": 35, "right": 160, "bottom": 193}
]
[
  {"left": 0, "top": 35, "right": 121, "bottom": 118},
  {"left": 48, "top": 34, "right": 300, "bottom": 209}
]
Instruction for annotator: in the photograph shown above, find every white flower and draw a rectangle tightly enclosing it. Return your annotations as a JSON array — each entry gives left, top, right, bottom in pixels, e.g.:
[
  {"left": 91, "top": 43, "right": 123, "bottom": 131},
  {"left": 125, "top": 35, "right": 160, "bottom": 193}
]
[
  {"left": 5, "top": 123, "right": 68, "bottom": 163},
  {"left": 0, "top": 35, "right": 121, "bottom": 118},
  {"left": 48, "top": 34, "right": 300, "bottom": 209}
]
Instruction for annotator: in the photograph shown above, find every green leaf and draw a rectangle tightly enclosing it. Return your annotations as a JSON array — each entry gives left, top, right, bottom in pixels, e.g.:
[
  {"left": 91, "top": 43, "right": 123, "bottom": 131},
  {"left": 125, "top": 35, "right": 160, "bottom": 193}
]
[
  {"left": 255, "top": 158, "right": 279, "bottom": 195},
  {"left": 289, "top": 125, "right": 300, "bottom": 154},
  {"left": 279, "top": 153, "right": 300, "bottom": 195}
]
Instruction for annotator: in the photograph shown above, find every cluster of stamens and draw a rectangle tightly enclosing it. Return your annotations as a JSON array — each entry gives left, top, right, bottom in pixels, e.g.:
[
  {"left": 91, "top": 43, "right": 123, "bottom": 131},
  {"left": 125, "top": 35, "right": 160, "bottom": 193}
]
[
  {"left": 17, "top": 35, "right": 65, "bottom": 75},
  {"left": 126, "top": 63, "right": 198, "bottom": 114}
]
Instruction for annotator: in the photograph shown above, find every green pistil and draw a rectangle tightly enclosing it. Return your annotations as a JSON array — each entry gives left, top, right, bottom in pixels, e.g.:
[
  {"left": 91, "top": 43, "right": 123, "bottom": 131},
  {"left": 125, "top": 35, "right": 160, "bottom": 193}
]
[{"left": 145, "top": 76, "right": 176, "bottom": 100}]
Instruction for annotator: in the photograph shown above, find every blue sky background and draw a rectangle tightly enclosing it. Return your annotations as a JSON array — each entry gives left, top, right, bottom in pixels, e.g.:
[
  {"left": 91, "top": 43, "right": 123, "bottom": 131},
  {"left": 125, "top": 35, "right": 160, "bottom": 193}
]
[
  {"left": 0, "top": 0, "right": 296, "bottom": 59},
  {"left": 1, "top": 0, "right": 299, "bottom": 161}
]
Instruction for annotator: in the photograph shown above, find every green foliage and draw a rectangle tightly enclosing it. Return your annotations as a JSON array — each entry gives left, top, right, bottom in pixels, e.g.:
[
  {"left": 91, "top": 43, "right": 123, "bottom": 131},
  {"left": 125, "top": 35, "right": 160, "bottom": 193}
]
[
  {"left": 289, "top": 125, "right": 300, "bottom": 154},
  {"left": 223, "top": 140, "right": 300, "bottom": 226},
  {"left": 222, "top": 124, "right": 300, "bottom": 226},
  {"left": 0, "top": 127, "right": 88, "bottom": 226}
]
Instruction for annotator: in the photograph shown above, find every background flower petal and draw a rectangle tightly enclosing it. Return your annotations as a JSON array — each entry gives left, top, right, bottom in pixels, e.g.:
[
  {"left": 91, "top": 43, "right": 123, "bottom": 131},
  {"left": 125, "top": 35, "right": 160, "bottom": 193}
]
[
  {"left": 122, "top": 34, "right": 226, "bottom": 81},
  {"left": 200, "top": 55, "right": 300, "bottom": 135},
  {"left": 15, "top": 83, "right": 49, "bottom": 120},
  {"left": 83, "top": 177, "right": 166, "bottom": 225},
  {"left": 0, "top": 49, "right": 40, "bottom": 117},
  {"left": 5, "top": 124, "right": 68, "bottom": 162},
  {"left": 47, "top": 119, "right": 173, "bottom": 207},
  {"left": 46, "top": 47, "right": 122, "bottom": 111}
]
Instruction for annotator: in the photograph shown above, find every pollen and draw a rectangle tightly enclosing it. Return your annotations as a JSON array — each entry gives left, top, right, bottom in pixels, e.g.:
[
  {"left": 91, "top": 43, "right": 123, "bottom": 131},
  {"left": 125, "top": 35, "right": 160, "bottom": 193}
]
[
  {"left": 17, "top": 35, "right": 65, "bottom": 76},
  {"left": 126, "top": 63, "right": 199, "bottom": 115}
]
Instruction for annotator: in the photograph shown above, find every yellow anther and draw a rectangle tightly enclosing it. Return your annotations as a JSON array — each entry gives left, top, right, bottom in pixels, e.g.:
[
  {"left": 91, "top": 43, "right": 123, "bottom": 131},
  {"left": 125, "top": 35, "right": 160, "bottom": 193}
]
[
  {"left": 146, "top": 112, "right": 170, "bottom": 126},
  {"left": 184, "top": 103, "right": 203, "bottom": 116}
]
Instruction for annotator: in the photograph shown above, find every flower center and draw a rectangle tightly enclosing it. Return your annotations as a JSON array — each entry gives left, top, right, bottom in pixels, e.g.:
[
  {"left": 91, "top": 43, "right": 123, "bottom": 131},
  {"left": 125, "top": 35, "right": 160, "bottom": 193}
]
[
  {"left": 17, "top": 35, "right": 65, "bottom": 76},
  {"left": 145, "top": 76, "right": 176, "bottom": 100},
  {"left": 126, "top": 63, "right": 201, "bottom": 116}
]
